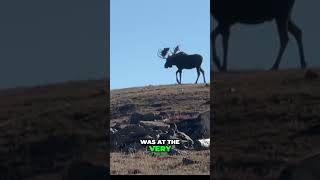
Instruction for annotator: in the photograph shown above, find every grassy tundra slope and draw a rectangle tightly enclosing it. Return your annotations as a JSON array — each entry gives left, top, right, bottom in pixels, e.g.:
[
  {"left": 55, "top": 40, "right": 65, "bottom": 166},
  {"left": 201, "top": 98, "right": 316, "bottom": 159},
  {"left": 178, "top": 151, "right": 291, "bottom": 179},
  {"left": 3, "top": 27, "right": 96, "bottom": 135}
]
[
  {"left": 110, "top": 84, "right": 210, "bottom": 175},
  {"left": 212, "top": 69, "right": 320, "bottom": 180},
  {"left": 0, "top": 80, "right": 108, "bottom": 180}
]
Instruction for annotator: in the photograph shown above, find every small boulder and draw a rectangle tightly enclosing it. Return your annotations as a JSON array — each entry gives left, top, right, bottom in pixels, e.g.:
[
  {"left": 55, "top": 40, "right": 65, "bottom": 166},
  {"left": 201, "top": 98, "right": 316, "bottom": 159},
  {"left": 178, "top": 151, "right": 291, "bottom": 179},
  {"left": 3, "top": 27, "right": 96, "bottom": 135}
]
[
  {"left": 129, "top": 112, "right": 161, "bottom": 124},
  {"left": 129, "top": 112, "right": 144, "bottom": 124},
  {"left": 118, "top": 104, "right": 136, "bottom": 114},
  {"left": 194, "top": 138, "right": 210, "bottom": 150},
  {"left": 199, "top": 110, "right": 210, "bottom": 134},
  {"left": 142, "top": 113, "right": 156, "bottom": 121},
  {"left": 111, "top": 125, "right": 150, "bottom": 151},
  {"left": 139, "top": 121, "right": 170, "bottom": 131},
  {"left": 176, "top": 110, "right": 210, "bottom": 140},
  {"left": 176, "top": 131, "right": 194, "bottom": 145}
]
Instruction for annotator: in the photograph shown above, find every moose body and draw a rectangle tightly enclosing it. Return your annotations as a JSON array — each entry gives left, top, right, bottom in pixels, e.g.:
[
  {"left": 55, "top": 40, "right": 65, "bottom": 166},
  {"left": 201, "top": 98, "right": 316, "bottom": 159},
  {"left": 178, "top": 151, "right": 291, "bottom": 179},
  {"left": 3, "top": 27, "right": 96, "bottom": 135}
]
[
  {"left": 158, "top": 46, "right": 206, "bottom": 84},
  {"left": 211, "top": 0, "right": 306, "bottom": 71}
]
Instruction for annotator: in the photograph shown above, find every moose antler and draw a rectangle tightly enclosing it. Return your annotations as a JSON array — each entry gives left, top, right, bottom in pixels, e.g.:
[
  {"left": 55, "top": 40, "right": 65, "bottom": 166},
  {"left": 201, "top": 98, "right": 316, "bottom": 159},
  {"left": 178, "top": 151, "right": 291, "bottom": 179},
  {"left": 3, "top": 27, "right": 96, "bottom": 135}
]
[
  {"left": 173, "top": 45, "right": 180, "bottom": 54},
  {"left": 158, "top": 49, "right": 164, "bottom": 59},
  {"left": 158, "top": 48, "right": 170, "bottom": 59}
]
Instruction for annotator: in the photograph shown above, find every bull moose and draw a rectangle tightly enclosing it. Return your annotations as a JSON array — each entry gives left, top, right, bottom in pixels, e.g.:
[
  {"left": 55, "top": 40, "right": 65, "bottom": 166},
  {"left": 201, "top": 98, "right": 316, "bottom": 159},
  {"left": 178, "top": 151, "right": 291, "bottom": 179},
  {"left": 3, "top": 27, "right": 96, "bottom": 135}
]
[
  {"left": 211, "top": 0, "right": 307, "bottom": 71},
  {"left": 157, "top": 46, "right": 206, "bottom": 84}
]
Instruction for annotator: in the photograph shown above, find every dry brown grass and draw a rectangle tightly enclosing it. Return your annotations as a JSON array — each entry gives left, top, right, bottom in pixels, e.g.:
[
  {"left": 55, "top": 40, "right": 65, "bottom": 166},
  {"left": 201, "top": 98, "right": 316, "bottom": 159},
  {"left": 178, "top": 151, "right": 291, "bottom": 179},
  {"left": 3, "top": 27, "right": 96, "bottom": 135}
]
[
  {"left": 0, "top": 80, "right": 108, "bottom": 180},
  {"left": 110, "top": 150, "right": 210, "bottom": 175},
  {"left": 212, "top": 69, "right": 320, "bottom": 180}
]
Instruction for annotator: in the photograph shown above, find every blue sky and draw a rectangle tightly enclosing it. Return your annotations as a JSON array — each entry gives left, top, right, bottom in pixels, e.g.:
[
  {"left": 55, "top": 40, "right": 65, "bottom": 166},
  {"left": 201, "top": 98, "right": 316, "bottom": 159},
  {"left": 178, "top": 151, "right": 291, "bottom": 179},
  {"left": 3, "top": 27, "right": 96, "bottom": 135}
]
[
  {"left": 0, "top": 1, "right": 104, "bottom": 90},
  {"left": 110, "top": 0, "right": 210, "bottom": 90}
]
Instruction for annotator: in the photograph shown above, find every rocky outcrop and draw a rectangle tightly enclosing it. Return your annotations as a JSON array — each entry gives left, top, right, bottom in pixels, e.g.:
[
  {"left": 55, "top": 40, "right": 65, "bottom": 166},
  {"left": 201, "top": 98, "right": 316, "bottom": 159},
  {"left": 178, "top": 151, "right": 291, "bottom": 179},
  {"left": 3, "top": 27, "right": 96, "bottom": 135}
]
[
  {"left": 139, "top": 121, "right": 170, "bottom": 131},
  {"left": 111, "top": 110, "right": 210, "bottom": 153},
  {"left": 176, "top": 110, "right": 210, "bottom": 140},
  {"left": 129, "top": 112, "right": 162, "bottom": 124}
]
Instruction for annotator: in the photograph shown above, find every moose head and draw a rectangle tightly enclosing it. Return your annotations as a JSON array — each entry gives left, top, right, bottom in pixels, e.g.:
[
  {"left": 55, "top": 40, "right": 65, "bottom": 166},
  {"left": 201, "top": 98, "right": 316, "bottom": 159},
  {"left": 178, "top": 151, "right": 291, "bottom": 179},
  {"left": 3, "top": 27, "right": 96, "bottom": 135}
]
[{"left": 157, "top": 45, "right": 186, "bottom": 68}]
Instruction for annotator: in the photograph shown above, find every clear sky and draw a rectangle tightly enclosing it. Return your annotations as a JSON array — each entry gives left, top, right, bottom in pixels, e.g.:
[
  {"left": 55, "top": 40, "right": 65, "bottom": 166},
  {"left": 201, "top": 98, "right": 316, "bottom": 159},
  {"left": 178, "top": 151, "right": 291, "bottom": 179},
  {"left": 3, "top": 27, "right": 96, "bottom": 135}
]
[
  {"left": 110, "top": 0, "right": 210, "bottom": 90},
  {"left": 0, "top": 0, "right": 105, "bottom": 90}
]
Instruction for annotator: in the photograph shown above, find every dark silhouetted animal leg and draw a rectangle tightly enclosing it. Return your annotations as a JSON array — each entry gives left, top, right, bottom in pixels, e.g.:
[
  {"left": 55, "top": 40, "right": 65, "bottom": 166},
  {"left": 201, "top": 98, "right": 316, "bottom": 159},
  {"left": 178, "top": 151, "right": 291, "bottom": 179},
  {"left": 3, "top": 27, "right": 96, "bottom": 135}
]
[
  {"left": 271, "top": 19, "right": 289, "bottom": 70},
  {"left": 179, "top": 70, "right": 182, "bottom": 84},
  {"left": 200, "top": 67, "right": 206, "bottom": 83},
  {"left": 221, "top": 26, "right": 230, "bottom": 71},
  {"left": 288, "top": 20, "right": 307, "bottom": 69},
  {"left": 176, "top": 70, "right": 180, "bottom": 84},
  {"left": 211, "top": 26, "right": 222, "bottom": 71},
  {"left": 195, "top": 68, "right": 200, "bottom": 84}
]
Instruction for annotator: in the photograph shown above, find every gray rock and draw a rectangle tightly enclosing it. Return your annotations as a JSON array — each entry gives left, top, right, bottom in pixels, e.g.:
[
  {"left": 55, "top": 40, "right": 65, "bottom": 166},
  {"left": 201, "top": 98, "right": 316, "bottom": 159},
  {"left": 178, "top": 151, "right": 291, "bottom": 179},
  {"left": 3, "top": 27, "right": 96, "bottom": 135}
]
[
  {"left": 194, "top": 138, "right": 210, "bottom": 150},
  {"left": 118, "top": 103, "right": 136, "bottom": 115},
  {"left": 139, "top": 121, "right": 170, "bottom": 131},
  {"left": 199, "top": 110, "right": 210, "bottom": 135},
  {"left": 129, "top": 112, "right": 144, "bottom": 124},
  {"left": 129, "top": 112, "right": 162, "bottom": 124},
  {"left": 142, "top": 113, "right": 156, "bottom": 121},
  {"left": 142, "top": 135, "right": 153, "bottom": 140},
  {"left": 176, "top": 131, "right": 194, "bottom": 144},
  {"left": 175, "top": 110, "right": 210, "bottom": 140},
  {"left": 158, "top": 131, "right": 179, "bottom": 141},
  {"left": 111, "top": 125, "right": 150, "bottom": 151},
  {"left": 120, "top": 125, "right": 150, "bottom": 137},
  {"left": 150, "top": 129, "right": 163, "bottom": 140},
  {"left": 177, "top": 139, "right": 194, "bottom": 150}
]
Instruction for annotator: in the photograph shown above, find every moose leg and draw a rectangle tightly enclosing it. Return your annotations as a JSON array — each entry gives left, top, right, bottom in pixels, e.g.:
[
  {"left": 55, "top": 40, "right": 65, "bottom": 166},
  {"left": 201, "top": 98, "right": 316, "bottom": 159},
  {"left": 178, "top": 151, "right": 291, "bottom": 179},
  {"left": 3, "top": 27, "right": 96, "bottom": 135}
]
[
  {"left": 200, "top": 67, "right": 206, "bottom": 83},
  {"left": 176, "top": 70, "right": 180, "bottom": 84},
  {"left": 288, "top": 20, "right": 307, "bottom": 69},
  {"left": 195, "top": 68, "right": 200, "bottom": 84},
  {"left": 179, "top": 69, "right": 182, "bottom": 84},
  {"left": 271, "top": 18, "right": 289, "bottom": 70},
  {"left": 221, "top": 25, "right": 230, "bottom": 71},
  {"left": 211, "top": 26, "right": 222, "bottom": 70}
]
